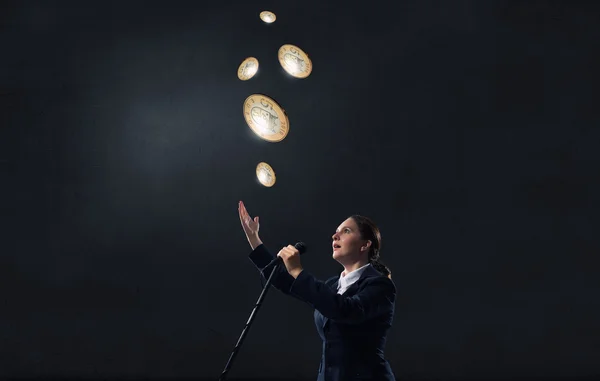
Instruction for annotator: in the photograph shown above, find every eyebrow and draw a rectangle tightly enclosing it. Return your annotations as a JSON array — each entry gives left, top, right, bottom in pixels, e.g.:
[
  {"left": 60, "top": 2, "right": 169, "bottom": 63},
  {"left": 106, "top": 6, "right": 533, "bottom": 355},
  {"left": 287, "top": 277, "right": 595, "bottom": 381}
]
[{"left": 336, "top": 226, "right": 353, "bottom": 232}]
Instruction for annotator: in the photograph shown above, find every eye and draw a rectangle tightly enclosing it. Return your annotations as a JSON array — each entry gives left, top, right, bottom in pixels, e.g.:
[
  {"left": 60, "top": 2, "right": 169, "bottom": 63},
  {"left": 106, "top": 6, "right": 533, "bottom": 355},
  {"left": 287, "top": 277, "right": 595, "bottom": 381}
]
[{"left": 344, "top": 228, "right": 351, "bottom": 233}]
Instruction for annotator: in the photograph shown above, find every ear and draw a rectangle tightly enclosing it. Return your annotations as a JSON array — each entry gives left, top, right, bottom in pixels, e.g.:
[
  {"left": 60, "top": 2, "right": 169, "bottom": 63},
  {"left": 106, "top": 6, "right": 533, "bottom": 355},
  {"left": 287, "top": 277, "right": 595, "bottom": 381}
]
[{"left": 361, "top": 240, "right": 372, "bottom": 252}]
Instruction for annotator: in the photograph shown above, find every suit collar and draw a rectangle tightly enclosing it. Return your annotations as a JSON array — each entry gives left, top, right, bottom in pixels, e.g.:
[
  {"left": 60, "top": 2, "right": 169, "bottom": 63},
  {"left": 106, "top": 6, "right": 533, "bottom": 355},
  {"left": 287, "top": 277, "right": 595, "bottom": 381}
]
[
  {"left": 327, "top": 265, "right": 382, "bottom": 294},
  {"left": 337, "top": 263, "right": 371, "bottom": 293},
  {"left": 341, "top": 264, "right": 382, "bottom": 295}
]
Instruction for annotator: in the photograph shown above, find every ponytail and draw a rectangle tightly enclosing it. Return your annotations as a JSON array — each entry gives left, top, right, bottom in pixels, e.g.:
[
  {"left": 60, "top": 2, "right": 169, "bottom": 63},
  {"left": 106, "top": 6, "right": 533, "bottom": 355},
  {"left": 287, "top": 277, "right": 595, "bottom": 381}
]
[{"left": 369, "top": 248, "right": 392, "bottom": 279}]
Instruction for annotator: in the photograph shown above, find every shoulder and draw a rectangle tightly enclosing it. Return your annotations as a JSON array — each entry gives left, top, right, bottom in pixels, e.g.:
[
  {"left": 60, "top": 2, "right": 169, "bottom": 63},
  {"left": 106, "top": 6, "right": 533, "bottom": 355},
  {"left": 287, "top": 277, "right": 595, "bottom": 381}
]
[
  {"left": 365, "top": 265, "right": 395, "bottom": 286},
  {"left": 362, "top": 273, "right": 397, "bottom": 295}
]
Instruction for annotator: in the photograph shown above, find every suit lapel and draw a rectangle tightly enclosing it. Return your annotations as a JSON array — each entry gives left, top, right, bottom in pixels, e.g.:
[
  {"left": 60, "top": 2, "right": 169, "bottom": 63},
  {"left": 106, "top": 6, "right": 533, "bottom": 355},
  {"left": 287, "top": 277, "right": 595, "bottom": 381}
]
[{"left": 321, "top": 277, "right": 339, "bottom": 330}]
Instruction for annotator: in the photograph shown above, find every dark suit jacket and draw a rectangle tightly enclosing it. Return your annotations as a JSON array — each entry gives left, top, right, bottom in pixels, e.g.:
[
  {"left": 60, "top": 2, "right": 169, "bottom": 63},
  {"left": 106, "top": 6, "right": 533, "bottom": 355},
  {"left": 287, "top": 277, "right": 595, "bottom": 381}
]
[{"left": 249, "top": 244, "right": 396, "bottom": 381}]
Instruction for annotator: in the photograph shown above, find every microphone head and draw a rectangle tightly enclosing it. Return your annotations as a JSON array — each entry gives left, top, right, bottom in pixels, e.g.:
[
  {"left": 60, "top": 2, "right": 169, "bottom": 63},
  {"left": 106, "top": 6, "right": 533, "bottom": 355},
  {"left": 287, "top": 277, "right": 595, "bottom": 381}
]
[{"left": 294, "top": 242, "right": 307, "bottom": 255}]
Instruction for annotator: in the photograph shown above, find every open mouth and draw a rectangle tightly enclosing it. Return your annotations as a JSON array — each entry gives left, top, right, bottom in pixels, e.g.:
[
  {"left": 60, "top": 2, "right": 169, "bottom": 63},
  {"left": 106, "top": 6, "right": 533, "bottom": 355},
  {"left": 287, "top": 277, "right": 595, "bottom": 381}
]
[{"left": 333, "top": 244, "right": 341, "bottom": 250}]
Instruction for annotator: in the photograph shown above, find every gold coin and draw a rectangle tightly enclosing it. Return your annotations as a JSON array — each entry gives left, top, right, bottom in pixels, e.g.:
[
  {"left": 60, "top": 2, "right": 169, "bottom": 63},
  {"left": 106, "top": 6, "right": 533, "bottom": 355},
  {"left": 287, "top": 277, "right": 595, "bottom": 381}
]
[
  {"left": 256, "top": 162, "right": 276, "bottom": 187},
  {"left": 278, "top": 44, "right": 312, "bottom": 79},
  {"left": 243, "top": 94, "right": 289, "bottom": 142},
  {"left": 259, "top": 11, "right": 276, "bottom": 23},
  {"left": 237, "top": 57, "right": 259, "bottom": 81}
]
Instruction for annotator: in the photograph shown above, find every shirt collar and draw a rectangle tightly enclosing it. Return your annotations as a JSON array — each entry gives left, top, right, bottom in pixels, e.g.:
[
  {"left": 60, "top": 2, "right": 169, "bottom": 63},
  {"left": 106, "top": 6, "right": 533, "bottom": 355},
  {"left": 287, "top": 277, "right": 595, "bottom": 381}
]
[{"left": 338, "top": 263, "right": 371, "bottom": 288}]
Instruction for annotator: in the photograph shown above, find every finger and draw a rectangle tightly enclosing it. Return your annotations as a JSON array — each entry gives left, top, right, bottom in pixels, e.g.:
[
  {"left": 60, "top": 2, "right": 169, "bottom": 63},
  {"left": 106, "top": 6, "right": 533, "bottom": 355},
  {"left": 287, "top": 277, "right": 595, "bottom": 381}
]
[
  {"left": 243, "top": 206, "right": 252, "bottom": 222},
  {"left": 238, "top": 204, "right": 246, "bottom": 224},
  {"left": 240, "top": 214, "right": 251, "bottom": 228},
  {"left": 239, "top": 203, "right": 251, "bottom": 223}
]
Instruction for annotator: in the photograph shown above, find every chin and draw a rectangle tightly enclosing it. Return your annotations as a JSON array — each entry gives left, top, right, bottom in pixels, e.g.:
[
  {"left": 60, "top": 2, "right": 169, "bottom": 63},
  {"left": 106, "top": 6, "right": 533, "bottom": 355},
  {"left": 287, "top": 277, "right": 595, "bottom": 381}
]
[{"left": 332, "top": 250, "right": 344, "bottom": 261}]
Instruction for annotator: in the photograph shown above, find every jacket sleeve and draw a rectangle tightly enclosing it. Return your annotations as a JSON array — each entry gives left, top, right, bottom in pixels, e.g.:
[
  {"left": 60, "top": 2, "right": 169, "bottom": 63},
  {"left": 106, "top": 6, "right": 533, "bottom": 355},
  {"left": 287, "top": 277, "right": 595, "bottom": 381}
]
[
  {"left": 289, "top": 269, "right": 396, "bottom": 324},
  {"left": 248, "top": 244, "right": 305, "bottom": 300}
]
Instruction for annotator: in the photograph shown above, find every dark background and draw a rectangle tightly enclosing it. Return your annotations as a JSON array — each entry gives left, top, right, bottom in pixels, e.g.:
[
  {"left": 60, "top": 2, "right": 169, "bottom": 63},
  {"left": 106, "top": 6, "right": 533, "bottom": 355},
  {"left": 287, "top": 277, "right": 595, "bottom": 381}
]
[{"left": 2, "top": 0, "right": 599, "bottom": 380}]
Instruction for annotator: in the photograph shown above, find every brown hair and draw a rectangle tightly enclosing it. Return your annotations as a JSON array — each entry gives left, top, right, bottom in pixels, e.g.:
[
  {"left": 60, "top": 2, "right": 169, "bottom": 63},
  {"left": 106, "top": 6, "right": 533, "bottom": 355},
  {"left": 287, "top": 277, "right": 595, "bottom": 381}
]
[{"left": 350, "top": 215, "right": 392, "bottom": 279}]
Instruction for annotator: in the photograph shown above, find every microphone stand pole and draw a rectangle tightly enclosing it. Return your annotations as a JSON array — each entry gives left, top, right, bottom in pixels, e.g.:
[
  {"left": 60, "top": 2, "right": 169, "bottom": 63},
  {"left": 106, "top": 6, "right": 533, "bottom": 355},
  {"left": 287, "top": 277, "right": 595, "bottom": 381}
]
[{"left": 218, "top": 262, "right": 280, "bottom": 381}]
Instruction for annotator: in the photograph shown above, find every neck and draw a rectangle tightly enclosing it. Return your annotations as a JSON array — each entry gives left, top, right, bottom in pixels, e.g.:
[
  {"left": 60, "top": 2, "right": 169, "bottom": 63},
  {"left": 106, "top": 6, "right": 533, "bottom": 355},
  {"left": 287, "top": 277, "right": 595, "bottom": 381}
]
[{"left": 342, "top": 260, "right": 369, "bottom": 276}]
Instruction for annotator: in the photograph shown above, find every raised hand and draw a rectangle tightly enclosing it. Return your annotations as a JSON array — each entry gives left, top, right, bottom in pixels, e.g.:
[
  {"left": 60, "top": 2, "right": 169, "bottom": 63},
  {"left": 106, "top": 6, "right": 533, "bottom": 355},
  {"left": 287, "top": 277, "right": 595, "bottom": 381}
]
[{"left": 238, "top": 201, "right": 262, "bottom": 250}]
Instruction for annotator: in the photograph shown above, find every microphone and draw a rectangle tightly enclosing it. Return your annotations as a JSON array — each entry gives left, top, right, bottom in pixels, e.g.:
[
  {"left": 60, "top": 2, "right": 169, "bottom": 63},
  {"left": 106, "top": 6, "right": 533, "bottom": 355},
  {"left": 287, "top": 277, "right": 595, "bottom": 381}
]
[{"left": 262, "top": 242, "right": 307, "bottom": 270}]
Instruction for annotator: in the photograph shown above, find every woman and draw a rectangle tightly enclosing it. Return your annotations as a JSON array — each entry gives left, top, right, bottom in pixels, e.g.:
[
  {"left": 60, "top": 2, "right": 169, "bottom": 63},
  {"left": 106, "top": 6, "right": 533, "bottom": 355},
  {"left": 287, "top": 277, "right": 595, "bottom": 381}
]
[{"left": 238, "top": 201, "right": 396, "bottom": 381}]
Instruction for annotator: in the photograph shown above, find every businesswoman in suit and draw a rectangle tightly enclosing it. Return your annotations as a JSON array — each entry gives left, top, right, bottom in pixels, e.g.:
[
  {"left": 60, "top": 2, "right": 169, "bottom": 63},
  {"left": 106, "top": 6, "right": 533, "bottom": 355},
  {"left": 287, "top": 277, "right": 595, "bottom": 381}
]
[{"left": 238, "top": 201, "right": 397, "bottom": 381}]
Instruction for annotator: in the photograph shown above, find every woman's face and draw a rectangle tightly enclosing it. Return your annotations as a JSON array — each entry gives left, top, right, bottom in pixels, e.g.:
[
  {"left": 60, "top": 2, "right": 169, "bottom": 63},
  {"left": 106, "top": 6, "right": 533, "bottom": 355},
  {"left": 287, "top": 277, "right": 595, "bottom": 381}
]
[{"left": 331, "top": 217, "right": 369, "bottom": 262}]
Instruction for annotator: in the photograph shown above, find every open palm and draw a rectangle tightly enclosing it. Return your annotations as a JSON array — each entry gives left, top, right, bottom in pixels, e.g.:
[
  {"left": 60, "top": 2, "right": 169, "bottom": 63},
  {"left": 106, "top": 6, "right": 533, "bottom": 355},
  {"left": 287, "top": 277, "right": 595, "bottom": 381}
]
[{"left": 238, "top": 201, "right": 259, "bottom": 238}]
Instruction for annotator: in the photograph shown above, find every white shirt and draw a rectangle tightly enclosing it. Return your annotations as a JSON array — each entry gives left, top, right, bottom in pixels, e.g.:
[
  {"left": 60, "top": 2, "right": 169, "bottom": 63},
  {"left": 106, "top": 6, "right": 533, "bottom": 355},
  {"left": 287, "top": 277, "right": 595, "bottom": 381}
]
[{"left": 337, "top": 263, "right": 371, "bottom": 295}]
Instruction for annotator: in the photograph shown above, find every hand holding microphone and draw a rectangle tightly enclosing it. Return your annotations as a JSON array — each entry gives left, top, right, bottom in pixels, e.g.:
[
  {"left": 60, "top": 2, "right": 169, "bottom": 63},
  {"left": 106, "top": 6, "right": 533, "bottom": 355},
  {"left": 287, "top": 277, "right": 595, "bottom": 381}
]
[{"left": 274, "top": 242, "right": 307, "bottom": 278}]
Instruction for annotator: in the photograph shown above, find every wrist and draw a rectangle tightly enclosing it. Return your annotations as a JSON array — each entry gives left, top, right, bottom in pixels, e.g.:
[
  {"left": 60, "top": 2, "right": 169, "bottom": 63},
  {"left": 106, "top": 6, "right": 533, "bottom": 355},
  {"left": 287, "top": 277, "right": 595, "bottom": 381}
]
[
  {"left": 289, "top": 268, "right": 303, "bottom": 279},
  {"left": 248, "top": 236, "right": 263, "bottom": 250}
]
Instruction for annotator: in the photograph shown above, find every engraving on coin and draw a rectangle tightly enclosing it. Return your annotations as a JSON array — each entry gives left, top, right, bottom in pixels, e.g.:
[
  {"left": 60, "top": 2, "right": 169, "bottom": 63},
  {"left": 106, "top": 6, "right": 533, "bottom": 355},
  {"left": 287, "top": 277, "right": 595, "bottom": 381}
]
[
  {"left": 256, "top": 162, "right": 276, "bottom": 187},
  {"left": 237, "top": 57, "right": 259, "bottom": 81},
  {"left": 243, "top": 94, "right": 289, "bottom": 142},
  {"left": 278, "top": 44, "right": 312, "bottom": 79},
  {"left": 259, "top": 11, "right": 276, "bottom": 23}
]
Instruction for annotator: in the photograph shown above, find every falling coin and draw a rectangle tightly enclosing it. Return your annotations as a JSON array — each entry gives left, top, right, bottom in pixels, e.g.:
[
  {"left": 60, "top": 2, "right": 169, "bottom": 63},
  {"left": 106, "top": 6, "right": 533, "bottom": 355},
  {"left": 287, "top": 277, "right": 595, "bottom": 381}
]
[
  {"left": 256, "top": 162, "right": 276, "bottom": 187},
  {"left": 259, "top": 11, "right": 276, "bottom": 23},
  {"left": 243, "top": 94, "right": 289, "bottom": 143},
  {"left": 278, "top": 44, "right": 312, "bottom": 79},
  {"left": 237, "top": 57, "right": 259, "bottom": 81}
]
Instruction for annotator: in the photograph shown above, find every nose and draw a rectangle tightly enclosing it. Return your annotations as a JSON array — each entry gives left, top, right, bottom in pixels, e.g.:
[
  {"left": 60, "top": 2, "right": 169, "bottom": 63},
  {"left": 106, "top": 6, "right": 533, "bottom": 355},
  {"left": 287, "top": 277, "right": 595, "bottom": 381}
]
[{"left": 332, "top": 232, "right": 339, "bottom": 240}]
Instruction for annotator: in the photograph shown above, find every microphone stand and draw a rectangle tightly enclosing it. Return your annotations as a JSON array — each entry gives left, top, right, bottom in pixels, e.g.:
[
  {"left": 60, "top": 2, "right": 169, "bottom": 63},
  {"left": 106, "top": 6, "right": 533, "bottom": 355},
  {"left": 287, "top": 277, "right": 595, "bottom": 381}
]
[{"left": 218, "top": 261, "right": 281, "bottom": 381}]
